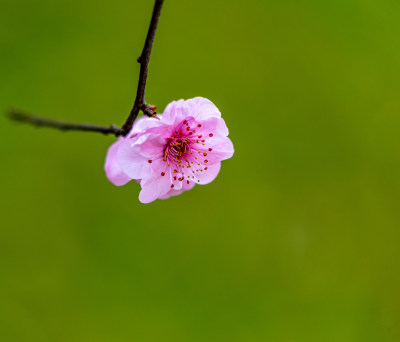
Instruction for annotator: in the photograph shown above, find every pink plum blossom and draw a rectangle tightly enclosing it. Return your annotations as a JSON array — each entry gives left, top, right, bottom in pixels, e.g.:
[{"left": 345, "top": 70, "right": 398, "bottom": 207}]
[{"left": 105, "top": 97, "right": 234, "bottom": 203}]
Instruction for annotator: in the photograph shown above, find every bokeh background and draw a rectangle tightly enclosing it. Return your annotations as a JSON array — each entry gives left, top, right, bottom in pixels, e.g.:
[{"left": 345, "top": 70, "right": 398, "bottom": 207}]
[{"left": 1, "top": 0, "right": 400, "bottom": 341}]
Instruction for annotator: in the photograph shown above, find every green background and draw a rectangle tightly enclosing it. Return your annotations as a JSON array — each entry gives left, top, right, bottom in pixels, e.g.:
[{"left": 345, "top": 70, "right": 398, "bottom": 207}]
[{"left": 1, "top": 0, "right": 400, "bottom": 341}]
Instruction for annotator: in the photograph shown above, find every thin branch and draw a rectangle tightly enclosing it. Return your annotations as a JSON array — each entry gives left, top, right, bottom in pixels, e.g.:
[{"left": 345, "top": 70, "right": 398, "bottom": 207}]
[
  {"left": 120, "top": 0, "right": 164, "bottom": 136},
  {"left": 7, "top": 0, "right": 164, "bottom": 137},
  {"left": 8, "top": 109, "right": 121, "bottom": 135}
]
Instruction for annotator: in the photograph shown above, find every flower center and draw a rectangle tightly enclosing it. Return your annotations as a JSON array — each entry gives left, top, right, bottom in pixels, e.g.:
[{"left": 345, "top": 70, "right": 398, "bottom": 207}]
[{"left": 165, "top": 133, "right": 191, "bottom": 161}]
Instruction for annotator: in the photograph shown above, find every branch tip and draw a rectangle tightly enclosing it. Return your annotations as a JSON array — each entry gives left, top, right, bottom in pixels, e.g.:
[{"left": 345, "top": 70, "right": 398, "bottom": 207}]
[{"left": 6, "top": 0, "right": 164, "bottom": 138}]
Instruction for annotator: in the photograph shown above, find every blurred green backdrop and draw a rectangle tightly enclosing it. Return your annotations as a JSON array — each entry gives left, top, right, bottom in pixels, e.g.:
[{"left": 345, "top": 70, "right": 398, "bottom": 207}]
[{"left": 1, "top": 0, "right": 400, "bottom": 341}]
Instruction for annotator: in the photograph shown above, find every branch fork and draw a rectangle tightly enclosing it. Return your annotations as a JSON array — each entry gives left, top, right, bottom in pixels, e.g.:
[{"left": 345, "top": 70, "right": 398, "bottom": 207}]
[{"left": 7, "top": 0, "right": 164, "bottom": 137}]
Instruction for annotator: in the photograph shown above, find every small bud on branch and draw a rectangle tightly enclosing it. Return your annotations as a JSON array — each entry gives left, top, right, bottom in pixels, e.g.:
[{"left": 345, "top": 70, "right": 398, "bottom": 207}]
[{"left": 7, "top": 0, "right": 164, "bottom": 137}]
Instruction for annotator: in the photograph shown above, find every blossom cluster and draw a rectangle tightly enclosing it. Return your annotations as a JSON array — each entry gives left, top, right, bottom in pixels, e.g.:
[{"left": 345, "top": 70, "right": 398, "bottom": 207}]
[{"left": 105, "top": 97, "right": 234, "bottom": 203}]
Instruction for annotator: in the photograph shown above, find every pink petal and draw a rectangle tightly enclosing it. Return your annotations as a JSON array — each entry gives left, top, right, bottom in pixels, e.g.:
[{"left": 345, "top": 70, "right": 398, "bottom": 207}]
[
  {"left": 160, "top": 99, "right": 186, "bottom": 125},
  {"left": 161, "top": 97, "right": 221, "bottom": 125},
  {"left": 194, "top": 137, "right": 234, "bottom": 164},
  {"left": 192, "top": 162, "right": 221, "bottom": 184},
  {"left": 104, "top": 139, "right": 132, "bottom": 186},
  {"left": 159, "top": 180, "right": 196, "bottom": 200},
  {"left": 129, "top": 116, "right": 165, "bottom": 136},
  {"left": 194, "top": 117, "right": 229, "bottom": 138},
  {"left": 117, "top": 133, "right": 165, "bottom": 180},
  {"left": 183, "top": 97, "right": 221, "bottom": 121},
  {"left": 138, "top": 168, "right": 174, "bottom": 203}
]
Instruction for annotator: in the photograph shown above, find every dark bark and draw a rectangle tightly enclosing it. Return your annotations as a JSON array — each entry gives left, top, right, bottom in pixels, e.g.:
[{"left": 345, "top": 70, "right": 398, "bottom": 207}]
[
  {"left": 7, "top": 109, "right": 121, "bottom": 135},
  {"left": 7, "top": 0, "right": 164, "bottom": 137},
  {"left": 120, "top": 0, "right": 164, "bottom": 136}
]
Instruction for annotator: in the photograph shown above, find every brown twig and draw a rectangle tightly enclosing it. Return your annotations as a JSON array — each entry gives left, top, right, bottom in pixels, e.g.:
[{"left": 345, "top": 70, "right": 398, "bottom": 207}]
[
  {"left": 7, "top": 109, "right": 121, "bottom": 135},
  {"left": 120, "top": 0, "right": 164, "bottom": 136},
  {"left": 7, "top": 0, "right": 164, "bottom": 137}
]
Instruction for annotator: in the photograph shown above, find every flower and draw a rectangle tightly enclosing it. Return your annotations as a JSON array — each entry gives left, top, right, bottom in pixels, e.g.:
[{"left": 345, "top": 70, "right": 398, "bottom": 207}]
[{"left": 105, "top": 97, "right": 234, "bottom": 203}]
